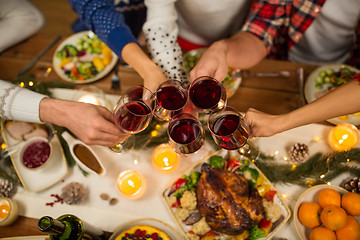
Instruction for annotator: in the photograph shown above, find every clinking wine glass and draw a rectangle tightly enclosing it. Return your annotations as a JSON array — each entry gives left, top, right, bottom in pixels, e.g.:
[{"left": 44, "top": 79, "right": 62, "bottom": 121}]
[
  {"left": 208, "top": 106, "right": 260, "bottom": 160},
  {"left": 110, "top": 85, "right": 155, "bottom": 153},
  {"left": 189, "top": 76, "right": 227, "bottom": 113},
  {"left": 168, "top": 113, "right": 205, "bottom": 161},
  {"left": 153, "top": 79, "right": 188, "bottom": 121}
]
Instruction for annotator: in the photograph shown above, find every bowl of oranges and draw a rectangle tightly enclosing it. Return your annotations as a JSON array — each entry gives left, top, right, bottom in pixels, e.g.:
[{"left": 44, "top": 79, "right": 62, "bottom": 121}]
[{"left": 294, "top": 184, "right": 360, "bottom": 240}]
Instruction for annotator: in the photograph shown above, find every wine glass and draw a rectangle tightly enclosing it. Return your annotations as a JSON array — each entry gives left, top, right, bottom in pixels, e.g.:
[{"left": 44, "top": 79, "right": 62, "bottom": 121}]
[
  {"left": 189, "top": 76, "right": 227, "bottom": 113},
  {"left": 110, "top": 85, "right": 155, "bottom": 153},
  {"left": 153, "top": 79, "right": 188, "bottom": 121},
  {"left": 208, "top": 106, "right": 260, "bottom": 160},
  {"left": 168, "top": 113, "right": 205, "bottom": 160}
]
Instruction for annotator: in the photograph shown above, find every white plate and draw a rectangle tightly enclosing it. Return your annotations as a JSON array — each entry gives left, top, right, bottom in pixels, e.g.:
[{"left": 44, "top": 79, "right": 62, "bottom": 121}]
[
  {"left": 109, "top": 218, "right": 181, "bottom": 240},
  {"left": 293, "top": 184, "right": 360, "bottom": 240},
  {"left": 163, "top": 149, "right": 291, "bottom": 240},
  {"left": 53, "top": 31, "right": 118, "bottom": 84},
  {"left": 1, "top": 121, "right": 68, "bottom": 192},
  {"left": 183, "top": 48, "right": 242, "bottom": 98},
  {"left": 304, "top": 64, "right": 360, "bottom": 125}
]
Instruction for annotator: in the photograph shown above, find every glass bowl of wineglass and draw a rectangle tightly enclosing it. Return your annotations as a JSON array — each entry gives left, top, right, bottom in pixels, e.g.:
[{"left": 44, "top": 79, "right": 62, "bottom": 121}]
[
  {"left": 208, "top": 106, "right": 259, "bottom": 160},
  {"left": 153, "top": 79, "right": 188, "bottom": 121},
  {"left": 110, "top": 85, "right": 155, "bottom": 153},
  {"left": 189, "top": 76, "right": 227, "bottom": 113},
  {"left": 168, "top": 113, "right": 205, "bottom": 157}
]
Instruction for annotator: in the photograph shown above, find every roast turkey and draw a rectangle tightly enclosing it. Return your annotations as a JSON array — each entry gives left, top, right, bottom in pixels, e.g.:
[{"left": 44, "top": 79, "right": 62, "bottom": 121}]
[{"left": 196, "top": 163, "right": 264, "bottom": 235}]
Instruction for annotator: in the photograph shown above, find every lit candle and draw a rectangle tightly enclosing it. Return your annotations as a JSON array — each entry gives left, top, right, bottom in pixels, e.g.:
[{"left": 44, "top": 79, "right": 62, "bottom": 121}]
[
  {"left": 328, "top": 123, "right": 359, "bottom": 151},
  {"left": 0, "top": 197, "right": 18, "bottom": 227},
  {"left": 77, "top": 94, "right": 101, "bottom": 106},
  {"left": 152, "top": 144, "right": 180, "bottom": 174},
  {"left": 117, "top": 170, "right": 146, "bottom": 200}
]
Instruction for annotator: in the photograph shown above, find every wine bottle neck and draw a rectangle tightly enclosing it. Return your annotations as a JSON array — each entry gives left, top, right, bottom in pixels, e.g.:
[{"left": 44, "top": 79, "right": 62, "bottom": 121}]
[{"left": 38, "top": 216, "right": 66, "bottom": 235}]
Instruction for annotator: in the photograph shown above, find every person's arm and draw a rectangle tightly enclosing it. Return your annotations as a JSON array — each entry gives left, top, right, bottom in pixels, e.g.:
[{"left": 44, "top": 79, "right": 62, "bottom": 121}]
[
  {"left": 189, "top": 32, "right": 267, "bottom": 81},
  {"left": 68, "top": 0, "right": 166, "bottom": 91},
  {"left": 0, "top": 0, "right": 45, "bottom": 53},
  {"left": 0, "top": 80, "right": 126, "bottom": 146},
  {"left": 245, "top": 80, "right": 360, "bottom": 137},
  {"left": 143, "top": 0, "right": 186, "bottom": 81},
  {"left": 39, "top": 98, "right": 127, "bottom": 146}
]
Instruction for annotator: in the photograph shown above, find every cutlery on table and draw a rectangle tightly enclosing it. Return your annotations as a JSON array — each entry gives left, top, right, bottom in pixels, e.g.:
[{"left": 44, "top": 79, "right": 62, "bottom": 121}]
[
  {"left": 16, "top": 36, "right": 62, "bottom": 76},
  {"left": 297, "top": 67, "right": 306, "bottom": 107},
  {"left": 240, "top": 70, "right": 291, "bottom": 78},
  {"left": 111, "top": 60, "right": 121, "bottom": 90}
]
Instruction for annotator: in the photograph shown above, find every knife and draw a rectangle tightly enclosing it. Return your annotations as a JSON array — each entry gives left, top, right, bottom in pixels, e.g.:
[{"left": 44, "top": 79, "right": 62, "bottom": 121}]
[{"left": 16, "top": 35, "right": 62, "bottom": 76}]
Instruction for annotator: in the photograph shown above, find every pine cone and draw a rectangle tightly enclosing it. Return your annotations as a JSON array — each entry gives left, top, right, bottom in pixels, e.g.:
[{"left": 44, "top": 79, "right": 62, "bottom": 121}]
[
  {"left": 0, "top": 179, "right": 17, "bottom": 198},
  {"left": 60, "top": 182, "right": 86, "bottom": 205},
  {"left": 343, "top": 177, "right": 360, "bottom": 193},
  {"left": 289, "top": 143, "right": 309, "bottom": 163}
]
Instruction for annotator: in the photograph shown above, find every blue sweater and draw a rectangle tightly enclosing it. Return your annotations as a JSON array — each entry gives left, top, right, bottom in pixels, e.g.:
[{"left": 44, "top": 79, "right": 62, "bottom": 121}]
[{"left": 68, "top": 0, "right": 145, "bottom": 61}]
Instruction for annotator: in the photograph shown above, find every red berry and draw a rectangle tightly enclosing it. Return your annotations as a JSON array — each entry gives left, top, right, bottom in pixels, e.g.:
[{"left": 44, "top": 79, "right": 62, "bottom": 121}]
[
  {"left": 134, "top": 229, "right": 142, "bottom": 238},
  {"left": 150, "top": 232, "right": 158, "bottom": 239}
]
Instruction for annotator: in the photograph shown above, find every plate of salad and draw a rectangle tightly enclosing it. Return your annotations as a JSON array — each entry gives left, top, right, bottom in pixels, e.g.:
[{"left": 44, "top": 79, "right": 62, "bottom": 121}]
[
  {"left": 304, "top": 64, "right": 360, "bottom": 125},
  {"left": 163, "top": 149, "right": 290, "bottom": 240},
  {"left": 183, "top": 48, "right": 241, "bottom": 98},
  {"left": 53, "top": 31, "right": 118, "bottom": 84}
]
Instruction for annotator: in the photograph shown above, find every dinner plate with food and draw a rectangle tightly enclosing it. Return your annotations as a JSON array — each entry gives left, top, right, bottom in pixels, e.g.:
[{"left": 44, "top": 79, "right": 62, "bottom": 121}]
[
  {"left": 109, "top": 218, "right": 181, "bottom": 240},
  {"left": 304, "top": 64, "right": 360, "bottom": 125},
  {"left": 53, "top": 31, "right": 118, "bottom": 84},
  {"left": 183, "top": 48, "right": 242, "bottom": 98},
  {"left": 163, "top": 149, "right": 291, "bottom": 240},
  {"left": 0, "top": 120, "right": 68, "bottom": 192}
]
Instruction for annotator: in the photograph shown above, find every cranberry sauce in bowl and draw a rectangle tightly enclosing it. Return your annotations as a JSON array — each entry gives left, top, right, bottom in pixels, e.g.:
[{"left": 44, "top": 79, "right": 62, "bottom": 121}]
[{"left": 20, "top": 137, "right": 52, "bottom": 169}]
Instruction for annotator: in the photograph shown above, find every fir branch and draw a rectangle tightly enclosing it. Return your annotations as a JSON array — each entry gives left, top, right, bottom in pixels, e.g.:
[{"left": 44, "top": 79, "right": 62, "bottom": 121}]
[{"left": 255, "top": 148, "right": 360, "bottom": 186}]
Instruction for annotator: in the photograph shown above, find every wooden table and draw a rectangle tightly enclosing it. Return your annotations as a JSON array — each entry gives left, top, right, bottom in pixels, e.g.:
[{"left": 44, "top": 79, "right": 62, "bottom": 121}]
[{"left": 0, "top": 33, "right": 321, "bottom": 238}]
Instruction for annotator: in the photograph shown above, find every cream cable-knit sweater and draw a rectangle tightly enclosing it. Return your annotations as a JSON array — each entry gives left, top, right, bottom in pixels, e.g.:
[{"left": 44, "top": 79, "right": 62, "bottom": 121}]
[{"left": 0, "top": 80, "right": 46, "bottom": 123}]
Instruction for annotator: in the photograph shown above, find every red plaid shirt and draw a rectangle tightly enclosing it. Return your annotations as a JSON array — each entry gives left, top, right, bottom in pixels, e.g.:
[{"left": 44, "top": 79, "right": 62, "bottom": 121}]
[{"left": 242, "top": 0, "right": 360, "bottom": 68}]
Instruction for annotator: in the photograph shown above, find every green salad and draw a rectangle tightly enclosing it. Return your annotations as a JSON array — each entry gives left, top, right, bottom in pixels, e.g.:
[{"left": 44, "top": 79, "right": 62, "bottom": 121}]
[{"left": 315, "top": 67, "right": 357, "bottom": 89}]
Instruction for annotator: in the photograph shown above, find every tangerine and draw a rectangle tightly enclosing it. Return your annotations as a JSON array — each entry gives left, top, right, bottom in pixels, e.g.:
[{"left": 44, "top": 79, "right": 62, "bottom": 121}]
[
  {"left": 298, "top": 202, "right": 322, "bottom": 228},
  {"left": 320, "top": 205, "right": 347, "bottom": 230},
  {"left": 309, "top": 226, "right": 336, "bottom": 240},
  {"left": 317, "top": 188, "right": 341, "bottom": 208},
  {"left": 341, "top": 192, "right": 360, "bottom": 216},
  {"left": 335, "top": 215, "right": 360, "bottom": 240}
]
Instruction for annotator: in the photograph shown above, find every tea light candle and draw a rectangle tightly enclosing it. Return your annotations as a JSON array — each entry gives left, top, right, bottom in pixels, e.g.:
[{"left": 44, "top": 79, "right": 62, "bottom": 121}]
[
  {"left": 152, "top": 144, "right": 180, "bottom": 174},
  {"left": 117, "top": 170, "right": 146, "bottom": 200},
  {"left": 328, "top": 123, "right": 359, "bottom": 151},
  {"left": 0, "top": 197, "right": 18, "bottom": 226},
  {"left": 77, "top": 94, "right": 101, "bottom": 106}
]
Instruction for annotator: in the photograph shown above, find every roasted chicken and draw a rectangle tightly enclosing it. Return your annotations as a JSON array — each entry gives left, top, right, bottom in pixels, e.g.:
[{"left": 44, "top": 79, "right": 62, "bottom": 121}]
[{"left": 196, "top": 163, "right": 264, "bottom": 235}]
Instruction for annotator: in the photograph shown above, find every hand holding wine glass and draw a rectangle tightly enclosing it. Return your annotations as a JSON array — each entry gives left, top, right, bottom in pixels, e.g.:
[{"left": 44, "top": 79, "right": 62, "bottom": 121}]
[
  {"left": 111, "top": 85, "right": 155, "bottom": 153},
  {"left": 208, "top": 106, "right": 259, "bottom": 159}
]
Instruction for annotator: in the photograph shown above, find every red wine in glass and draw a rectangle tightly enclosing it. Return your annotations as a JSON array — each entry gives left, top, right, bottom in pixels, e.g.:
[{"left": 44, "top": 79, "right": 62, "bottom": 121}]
[
  {"left": 168, "top": 113, "right": 204, "bottom": 154},
  {"left": 209, "top": 113, "right": 249, "bottom": 150},
  {"left": 114, "top": 100, "right": 152, "bottom": 133},
  {"left": 189, "top": 76, "right": 226, "bottom": 111},
  {"left": 154, "top": 80, "right": 188, "bottom": 121}
]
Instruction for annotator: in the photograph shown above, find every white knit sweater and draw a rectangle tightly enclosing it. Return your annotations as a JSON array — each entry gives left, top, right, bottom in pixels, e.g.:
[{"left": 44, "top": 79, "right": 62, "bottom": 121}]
[{"left": 0, "top": 80, "right": 46, "bottom": 123}]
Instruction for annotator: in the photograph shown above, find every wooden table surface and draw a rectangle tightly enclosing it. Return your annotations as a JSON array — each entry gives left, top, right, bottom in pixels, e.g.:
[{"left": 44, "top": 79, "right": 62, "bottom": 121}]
[{"left": 0, "top": 32, "right": 323, "bottom": 238}]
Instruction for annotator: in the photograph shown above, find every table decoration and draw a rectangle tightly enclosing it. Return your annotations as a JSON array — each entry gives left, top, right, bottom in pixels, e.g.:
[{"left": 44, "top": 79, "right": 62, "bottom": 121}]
[
  {"left": 327, "top": 123, "right": 359, "bottom": 151},
  {"left": 254, "top": 148, "right": 360, "bottom": 187},
  {"left": 0, "top": 197, "right": 19, "bottom": 226},
  {"left": 152, "top": 143, "right": 180, "bottom": 174},
  {"left": 116, "top": 170, "right": 147, "bottom": 200},
  {"left": 72, "top": 85, "right": 107, "bottom": 107},
  {"left": 343, "top": 177, "right": 360, "bottom": 192}
]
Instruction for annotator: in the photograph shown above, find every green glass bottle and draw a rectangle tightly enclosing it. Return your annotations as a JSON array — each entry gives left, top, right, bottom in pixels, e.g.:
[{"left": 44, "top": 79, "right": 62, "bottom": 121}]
[{"left": 38, "top": 214, "right": 84, "bottom": 240}]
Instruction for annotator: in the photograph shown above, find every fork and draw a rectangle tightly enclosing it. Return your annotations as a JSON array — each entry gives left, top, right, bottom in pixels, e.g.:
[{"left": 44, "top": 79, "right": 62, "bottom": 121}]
[{"left": 111, "top": 61, "right": 121, "bottom": 90}]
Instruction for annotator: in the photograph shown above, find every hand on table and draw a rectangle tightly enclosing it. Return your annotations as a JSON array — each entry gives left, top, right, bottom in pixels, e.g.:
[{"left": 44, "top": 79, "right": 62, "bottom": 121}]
[{"left": 39, "top": 98, "right": 129, "bottom": 146}]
